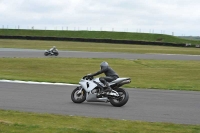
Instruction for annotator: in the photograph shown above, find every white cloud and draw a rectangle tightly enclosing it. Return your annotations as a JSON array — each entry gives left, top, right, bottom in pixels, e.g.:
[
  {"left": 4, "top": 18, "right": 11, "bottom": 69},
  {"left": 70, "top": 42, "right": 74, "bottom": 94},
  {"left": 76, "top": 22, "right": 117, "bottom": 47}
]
[{"left": 0, "top": 0, "right": 200, "bottom": 35}]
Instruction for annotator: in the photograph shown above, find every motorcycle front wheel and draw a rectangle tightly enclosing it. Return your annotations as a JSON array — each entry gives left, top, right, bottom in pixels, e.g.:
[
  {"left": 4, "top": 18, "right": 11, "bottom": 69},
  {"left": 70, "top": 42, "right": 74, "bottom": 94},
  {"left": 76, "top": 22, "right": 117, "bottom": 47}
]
[
  {"left": 44, "top": 52, "right": 49, "bottom": 56},
  {"left": 109, "top": 88, "right": 129, "bottom": 107},
  {"left": 71, "top": 87, "right": 86, "bottom": 103},
  {"left": 54, "top": 52, "right": 59, "bottom": 56}
]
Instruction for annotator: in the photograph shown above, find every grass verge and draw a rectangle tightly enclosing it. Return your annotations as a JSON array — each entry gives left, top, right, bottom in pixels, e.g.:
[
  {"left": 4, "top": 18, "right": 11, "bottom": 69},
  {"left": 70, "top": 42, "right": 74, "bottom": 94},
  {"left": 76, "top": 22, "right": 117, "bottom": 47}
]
[
  {"left": 0, "top": 39, "right": 200, "bottom": 55},
  {"left": 0, "top": 110, "right": 199, "bottom": 133},
  {"left": 1, "top": 29, "right": 200, "bottom": 44},
  {"left": 0, "top": 58, "right": 200, "bottom": 91}
]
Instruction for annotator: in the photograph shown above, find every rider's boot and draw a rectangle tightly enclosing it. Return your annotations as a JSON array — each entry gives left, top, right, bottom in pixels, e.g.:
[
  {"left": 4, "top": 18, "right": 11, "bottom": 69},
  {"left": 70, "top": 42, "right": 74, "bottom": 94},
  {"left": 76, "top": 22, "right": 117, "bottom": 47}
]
[
  {"left": 104, "top": 82, "right": 112, "bottom": 93},
  {"left": 97, "top": 84, "right": 112, "bottom": 97}
]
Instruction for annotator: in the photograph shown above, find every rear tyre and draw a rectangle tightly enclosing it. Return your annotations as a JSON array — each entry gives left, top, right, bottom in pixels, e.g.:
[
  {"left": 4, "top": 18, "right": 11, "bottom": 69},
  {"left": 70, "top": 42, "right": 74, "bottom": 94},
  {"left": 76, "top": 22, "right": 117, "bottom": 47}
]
[
  {"left": 71, "top": 87, "right": 86, "bottom": 103},
  {"left": 109, "top": 88, "right": 129, "bottom": 107}
]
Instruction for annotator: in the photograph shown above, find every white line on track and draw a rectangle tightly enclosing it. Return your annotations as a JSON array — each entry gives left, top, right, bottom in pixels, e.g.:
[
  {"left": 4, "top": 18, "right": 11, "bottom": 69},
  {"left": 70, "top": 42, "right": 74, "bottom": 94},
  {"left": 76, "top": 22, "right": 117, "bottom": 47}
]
[{"left": 0, "top": 79, "right": 79, "bottom": 86}]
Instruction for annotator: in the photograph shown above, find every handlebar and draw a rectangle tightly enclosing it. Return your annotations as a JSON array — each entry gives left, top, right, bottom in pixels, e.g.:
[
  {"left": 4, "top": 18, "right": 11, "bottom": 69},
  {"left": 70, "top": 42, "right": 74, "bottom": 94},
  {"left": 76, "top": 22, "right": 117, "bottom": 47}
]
[{"left": 82, "top": 75, "right": 93, "bottom": 80}]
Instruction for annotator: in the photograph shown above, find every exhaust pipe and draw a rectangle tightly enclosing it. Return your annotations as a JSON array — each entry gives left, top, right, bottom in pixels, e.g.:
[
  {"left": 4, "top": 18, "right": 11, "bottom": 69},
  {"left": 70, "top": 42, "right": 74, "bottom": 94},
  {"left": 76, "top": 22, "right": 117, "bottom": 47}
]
[{"left": 118, "top": 80, "right": 131, "bottom": 86}]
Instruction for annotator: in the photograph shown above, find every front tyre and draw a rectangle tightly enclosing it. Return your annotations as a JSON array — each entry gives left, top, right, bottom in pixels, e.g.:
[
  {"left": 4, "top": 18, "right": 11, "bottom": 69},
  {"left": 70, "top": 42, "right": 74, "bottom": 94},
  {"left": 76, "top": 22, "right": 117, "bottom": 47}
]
[
  {"left": 44, "top": 52, "right": 49, "bottom": 56},
  {"left": 109, "top": 88, "right": 129, "bottom": 107},
  {"left": 71, "top": 87, "right": 86, "bottom": 103},
  {"left": 54, "top": 52, "right": 59, "bottom": 56}
]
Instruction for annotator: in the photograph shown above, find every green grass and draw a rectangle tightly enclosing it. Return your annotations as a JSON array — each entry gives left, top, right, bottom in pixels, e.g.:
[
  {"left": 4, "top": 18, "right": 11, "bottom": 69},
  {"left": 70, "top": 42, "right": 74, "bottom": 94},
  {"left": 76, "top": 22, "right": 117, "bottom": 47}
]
[
  {"left": 0, "top": 58, "right": 200, "bottom": 91},
  {"left": 1, "top": 30, "right": 199, "bottom": 133},
  {"left": 1, "top": 29, "right": 200, "bottom": 45},
  {"left": 0, "top": 110, "right": 199, "bottom": 133},
  {"left": 1, "top": 39, "right": 200, "bottom": 55}
]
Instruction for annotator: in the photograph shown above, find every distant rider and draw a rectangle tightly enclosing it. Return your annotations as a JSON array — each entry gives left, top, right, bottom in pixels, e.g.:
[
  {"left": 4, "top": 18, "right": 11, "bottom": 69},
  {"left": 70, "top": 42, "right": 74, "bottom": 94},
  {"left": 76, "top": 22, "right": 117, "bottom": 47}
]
[
  {"left": 49, "top": 46, "right": 57, "bottom": 55},
  {"left": 87, "top": 61, "right": 119, "bottom": 93}
]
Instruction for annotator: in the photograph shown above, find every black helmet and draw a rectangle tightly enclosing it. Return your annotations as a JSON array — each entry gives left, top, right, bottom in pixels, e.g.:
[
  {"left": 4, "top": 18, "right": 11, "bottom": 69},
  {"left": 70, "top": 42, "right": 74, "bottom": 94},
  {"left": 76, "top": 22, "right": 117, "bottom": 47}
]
[{"left": 100, "top": 61, "right": 109, "bottom": 69}]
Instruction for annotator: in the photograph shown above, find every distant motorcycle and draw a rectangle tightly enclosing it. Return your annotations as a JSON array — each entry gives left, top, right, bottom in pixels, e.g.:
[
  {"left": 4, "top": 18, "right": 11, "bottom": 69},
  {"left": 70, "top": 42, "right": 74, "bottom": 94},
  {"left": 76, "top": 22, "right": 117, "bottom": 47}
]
[
  {"left": 71, "top": 75, "right": 131, "bottom": 107},
  {"left": 44, "top": 49, "right": 59, "bottom": 56}
]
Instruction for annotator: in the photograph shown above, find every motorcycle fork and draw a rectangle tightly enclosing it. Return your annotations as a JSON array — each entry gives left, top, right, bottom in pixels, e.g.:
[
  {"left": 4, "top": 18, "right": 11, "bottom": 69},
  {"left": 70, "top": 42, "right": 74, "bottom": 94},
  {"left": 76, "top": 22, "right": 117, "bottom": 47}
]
[{"left": 77, "top": 87, "right": 83, "bottom": 95}]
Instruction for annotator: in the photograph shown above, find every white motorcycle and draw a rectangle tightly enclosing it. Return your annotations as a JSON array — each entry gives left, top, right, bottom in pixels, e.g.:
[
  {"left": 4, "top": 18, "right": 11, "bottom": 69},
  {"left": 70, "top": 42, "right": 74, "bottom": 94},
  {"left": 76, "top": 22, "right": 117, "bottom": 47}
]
[
  {"left": 44, "top": 49, "right": 59, "bottom": 56},
  {"left": 71, "top": 75, "right": 131, "bottom": 107}
]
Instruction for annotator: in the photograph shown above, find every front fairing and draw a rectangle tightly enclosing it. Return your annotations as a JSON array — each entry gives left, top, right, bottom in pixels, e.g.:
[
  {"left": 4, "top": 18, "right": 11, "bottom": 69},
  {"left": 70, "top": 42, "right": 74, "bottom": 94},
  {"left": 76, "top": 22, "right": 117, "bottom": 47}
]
[
  {"left": 79, "top": 79, "right": 98, "bottom": 92},
  {"left": 93, "top": 78, "right": 105, "bottom": 87},
  {"left": 93, "top": 78, "right": 100, "bottom": 82}
]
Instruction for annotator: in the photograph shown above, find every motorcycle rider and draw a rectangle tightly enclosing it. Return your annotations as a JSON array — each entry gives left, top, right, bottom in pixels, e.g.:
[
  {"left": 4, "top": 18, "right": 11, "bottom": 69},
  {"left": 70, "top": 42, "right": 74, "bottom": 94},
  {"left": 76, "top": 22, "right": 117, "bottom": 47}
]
[
  {"left": 87, "top": 61, "right": 119, "bottom": 93},
  {"left": 49, "top": 46, "right": 57, "bottom": 55}
]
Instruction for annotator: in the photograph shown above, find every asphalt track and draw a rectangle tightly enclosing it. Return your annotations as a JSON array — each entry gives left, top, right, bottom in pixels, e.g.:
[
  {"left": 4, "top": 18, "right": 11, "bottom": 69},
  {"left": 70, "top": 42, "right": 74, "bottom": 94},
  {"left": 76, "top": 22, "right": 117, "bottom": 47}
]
[
  {"left": 0, "top": 48, "right": 200, "bottom": 125},
  {"left": 0, "top": 82, "right": 200, "bottom": 125},
  {"left": 0, "top": 48, "right": 199, "bottom": 60}
]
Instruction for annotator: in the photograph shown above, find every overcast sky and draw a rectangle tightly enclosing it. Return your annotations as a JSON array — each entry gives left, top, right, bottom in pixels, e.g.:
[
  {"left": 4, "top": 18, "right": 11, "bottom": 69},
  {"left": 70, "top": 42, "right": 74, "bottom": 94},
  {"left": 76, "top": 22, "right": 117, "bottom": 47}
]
[{"left": 0, "top": 0, "right": 200, "bottom": 36}]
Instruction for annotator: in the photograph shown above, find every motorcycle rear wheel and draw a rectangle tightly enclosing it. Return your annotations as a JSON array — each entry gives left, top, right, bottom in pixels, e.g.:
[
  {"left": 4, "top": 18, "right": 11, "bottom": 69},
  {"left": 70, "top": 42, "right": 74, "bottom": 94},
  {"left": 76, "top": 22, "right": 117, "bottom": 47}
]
[
  {"left": 109, "top": 88, "right": 129, "bottom": 107},
  {"left": 71, "top": 87, "right": 86, "bottom": 103}
]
